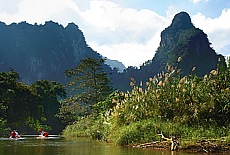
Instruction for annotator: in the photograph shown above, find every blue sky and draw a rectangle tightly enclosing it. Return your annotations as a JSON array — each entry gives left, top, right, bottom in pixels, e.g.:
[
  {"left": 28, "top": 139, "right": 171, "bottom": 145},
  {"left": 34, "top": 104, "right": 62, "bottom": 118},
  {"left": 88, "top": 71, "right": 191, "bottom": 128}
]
[
  {"left": 0, "top": 0, "right": 229, "bottom": 67},
  {"left": 119, "top": 0, "right": 229, "bottom": 17}
]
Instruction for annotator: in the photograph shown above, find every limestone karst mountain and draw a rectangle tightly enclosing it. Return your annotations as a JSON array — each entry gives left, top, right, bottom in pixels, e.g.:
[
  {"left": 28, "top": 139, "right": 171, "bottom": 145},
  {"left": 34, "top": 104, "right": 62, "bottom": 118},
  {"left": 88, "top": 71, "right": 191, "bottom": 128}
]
[
  {"left": 136, "top": 11, "right": 224, "bottom": 82},
  {"left": 0, "top": 12, "right": 225, "bottom": 91},
  {"left": 0, "top": 21, "right": 114, "bottom": 84}
]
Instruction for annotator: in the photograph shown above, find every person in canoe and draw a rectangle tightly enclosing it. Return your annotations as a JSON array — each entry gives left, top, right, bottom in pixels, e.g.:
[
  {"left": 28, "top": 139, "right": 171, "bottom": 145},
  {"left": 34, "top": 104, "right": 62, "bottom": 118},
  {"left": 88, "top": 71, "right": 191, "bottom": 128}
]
[
  {"left": 10, "top": 130, "right": 21, "bottom": 138},
  {"left": 38, "top": 127, "right": 49, "bottom": 137}
]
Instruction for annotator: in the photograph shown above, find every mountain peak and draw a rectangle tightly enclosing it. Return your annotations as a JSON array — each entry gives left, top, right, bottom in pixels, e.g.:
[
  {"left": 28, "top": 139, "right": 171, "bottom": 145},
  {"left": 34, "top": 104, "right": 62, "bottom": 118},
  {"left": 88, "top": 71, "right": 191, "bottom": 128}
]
[
  {"left": 152, "top": 12, "right": 220, "bottom": 76},
  {"left": 159, "top": 12, "right": 195, "bottom": 47},
  {"left": 170, "top": 11, "right": 194, "bottom": 30}
]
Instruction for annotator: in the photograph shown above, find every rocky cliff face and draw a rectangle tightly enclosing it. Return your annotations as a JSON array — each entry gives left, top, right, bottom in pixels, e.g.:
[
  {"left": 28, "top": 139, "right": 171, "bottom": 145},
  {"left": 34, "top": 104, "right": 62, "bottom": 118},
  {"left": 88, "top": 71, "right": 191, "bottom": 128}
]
[
  {"left": 151, "top": 12, "right": 220, "bottom": 76},
  {"left": 0, "top": 12, "right": 224, "bottom": 91},
  {"left": 0, "top": 21, "right": 102, "bottom": 83}
]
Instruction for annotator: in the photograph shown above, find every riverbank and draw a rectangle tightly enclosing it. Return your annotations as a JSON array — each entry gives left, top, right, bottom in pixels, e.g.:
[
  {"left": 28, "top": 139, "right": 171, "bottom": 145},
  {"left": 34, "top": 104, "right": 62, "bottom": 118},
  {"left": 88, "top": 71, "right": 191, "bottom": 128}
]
[
  {"left": 131, "top": 137, "right": 230, "bottom": 154},
  {"left": 180, "top": 141, "right": 230, "bottom": 154},
  {"left": 63, "top": 117, "right": 230, "bottom": 154}
]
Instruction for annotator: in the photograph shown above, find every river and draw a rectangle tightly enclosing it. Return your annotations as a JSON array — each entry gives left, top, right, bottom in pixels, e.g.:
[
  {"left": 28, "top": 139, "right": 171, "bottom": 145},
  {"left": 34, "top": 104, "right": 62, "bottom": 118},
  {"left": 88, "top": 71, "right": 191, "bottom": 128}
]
[{"left": 0, "top": 136, "right": 199, "bottom": 155}]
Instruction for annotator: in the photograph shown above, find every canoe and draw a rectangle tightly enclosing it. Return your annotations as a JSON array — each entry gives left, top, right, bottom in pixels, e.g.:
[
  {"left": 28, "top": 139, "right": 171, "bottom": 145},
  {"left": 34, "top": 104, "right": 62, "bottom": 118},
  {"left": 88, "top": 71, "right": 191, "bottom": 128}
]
[
  {"left": 0, "top": 137, "right": 25, "bottom": 140},
  {"left": 10, "top": 137, "right": 25, "bottom": 140},
  {"left": 36, "top": 136, "right": 48, "bottom": 139},
  {"left": 36, "top": 136, "right": 61, "bottom": 139}
]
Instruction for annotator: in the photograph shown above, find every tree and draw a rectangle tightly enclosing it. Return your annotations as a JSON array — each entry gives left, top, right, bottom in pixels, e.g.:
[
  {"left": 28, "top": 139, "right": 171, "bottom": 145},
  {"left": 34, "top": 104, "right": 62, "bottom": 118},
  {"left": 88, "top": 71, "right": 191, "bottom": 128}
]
[
  {"left": 7, "top": 82, "right": 41, "bottom": 129},
  {"left": 0, "top": 70, "right": 19, "bottom": 129},
  {"left": 0, "top": 70, "right": 67, "bottom": 132},
  {"left": 57, "top": 58, "right": 113, "bottom": 124},
  {"left": 31, "top": 80, "right": 66, "bottom": 132},
  {"left": 65, "top": 58, "right": 113, "bottom": 106},
  {"left": 0, "top": 70, "right": 43, "bottom": 131},
  {"left": 31, "top": 80, "right": 66, "bottom": 105}
]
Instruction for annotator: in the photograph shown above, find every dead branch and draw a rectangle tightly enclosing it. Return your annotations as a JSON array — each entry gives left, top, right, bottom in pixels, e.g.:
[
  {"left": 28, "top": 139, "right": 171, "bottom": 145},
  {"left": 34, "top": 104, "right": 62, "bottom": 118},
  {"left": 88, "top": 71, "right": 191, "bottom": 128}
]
[{"left": 157, "top": 132, "right": 179, "bottom": 151}]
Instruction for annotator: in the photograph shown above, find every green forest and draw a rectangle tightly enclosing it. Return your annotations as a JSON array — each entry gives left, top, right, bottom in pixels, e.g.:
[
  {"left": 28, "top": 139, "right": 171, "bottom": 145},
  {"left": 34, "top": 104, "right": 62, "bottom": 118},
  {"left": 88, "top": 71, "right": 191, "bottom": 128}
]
[
  {"left": 1, "top": 57, "right": 230, "bottom": 152},
  {"left": 0, "top": 70, "right": 66, "bottom": 134},
  {"left": 62, "top": 57, "right": 230, "bottom": 152}
]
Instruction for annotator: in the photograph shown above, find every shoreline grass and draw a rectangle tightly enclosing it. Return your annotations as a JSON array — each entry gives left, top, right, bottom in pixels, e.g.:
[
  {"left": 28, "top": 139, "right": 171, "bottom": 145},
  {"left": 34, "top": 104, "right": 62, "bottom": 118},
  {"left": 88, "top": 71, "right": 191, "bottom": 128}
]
[{"left": 63, "top": 117, "right": 230, "bottom": 153}]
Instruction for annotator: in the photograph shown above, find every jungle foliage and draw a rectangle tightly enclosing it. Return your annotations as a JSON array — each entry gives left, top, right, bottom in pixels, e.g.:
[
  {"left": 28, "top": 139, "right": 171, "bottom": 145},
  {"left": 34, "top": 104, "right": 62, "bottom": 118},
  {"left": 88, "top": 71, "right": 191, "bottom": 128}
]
[
  {"left": 63, "top": 57, "right": 230, "bottom": 146},
  {"left": 0, "top": 70, "right": 66, "bottom": 134}
]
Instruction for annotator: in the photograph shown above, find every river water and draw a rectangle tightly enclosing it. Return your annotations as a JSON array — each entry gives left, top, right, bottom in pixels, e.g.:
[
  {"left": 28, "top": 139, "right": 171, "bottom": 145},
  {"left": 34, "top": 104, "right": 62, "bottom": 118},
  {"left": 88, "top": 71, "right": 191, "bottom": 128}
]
[{"left": 0, "top": 136, "right": 198, "bottom": 155}]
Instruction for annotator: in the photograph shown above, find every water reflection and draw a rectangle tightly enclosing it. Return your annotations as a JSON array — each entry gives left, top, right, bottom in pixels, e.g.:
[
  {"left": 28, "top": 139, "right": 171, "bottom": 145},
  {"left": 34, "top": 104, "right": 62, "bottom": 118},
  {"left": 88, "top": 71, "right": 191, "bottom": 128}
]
[{"left": 0, "top": 137, "right": 195, "bottom": 155}]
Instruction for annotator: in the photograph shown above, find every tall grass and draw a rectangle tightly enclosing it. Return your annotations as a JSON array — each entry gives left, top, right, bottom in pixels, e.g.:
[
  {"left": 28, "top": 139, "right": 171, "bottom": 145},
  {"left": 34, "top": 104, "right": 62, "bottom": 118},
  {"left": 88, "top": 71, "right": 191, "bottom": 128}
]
[{"left": 63, "top": 60, "right": 230, "bottom": 146}]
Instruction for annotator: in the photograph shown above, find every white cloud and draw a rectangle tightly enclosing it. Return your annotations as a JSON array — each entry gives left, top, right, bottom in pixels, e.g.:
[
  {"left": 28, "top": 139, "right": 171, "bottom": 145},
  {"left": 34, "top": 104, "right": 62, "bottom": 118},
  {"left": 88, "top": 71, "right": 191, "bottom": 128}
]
[
  {"left": 192, "top": 9, "right": 230, "bottom": 55},
  {"left": 81, "top": 0, "right": 167, "bottom": 42},
  {"left": 166, "top": 5, "right": 179, "bottom": 20},
  {"left": 80, "top": 0, "right": 169, "bottom": 67},
  {"left": 0, "top": 0, "right": 81, "bottom": 24},
  {"left": 89, "top": 33, "right": 161, "bottom": 67},
  {"left": 190, "top": 0, "right": 209, "bottom": 4}
]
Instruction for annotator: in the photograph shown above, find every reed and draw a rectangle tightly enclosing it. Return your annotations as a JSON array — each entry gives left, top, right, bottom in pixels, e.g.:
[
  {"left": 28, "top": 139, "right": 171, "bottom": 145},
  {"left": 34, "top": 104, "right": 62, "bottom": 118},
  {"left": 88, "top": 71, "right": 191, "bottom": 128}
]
[{"left": 63, "top": 62, "right": 230, "bottom": 149}]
